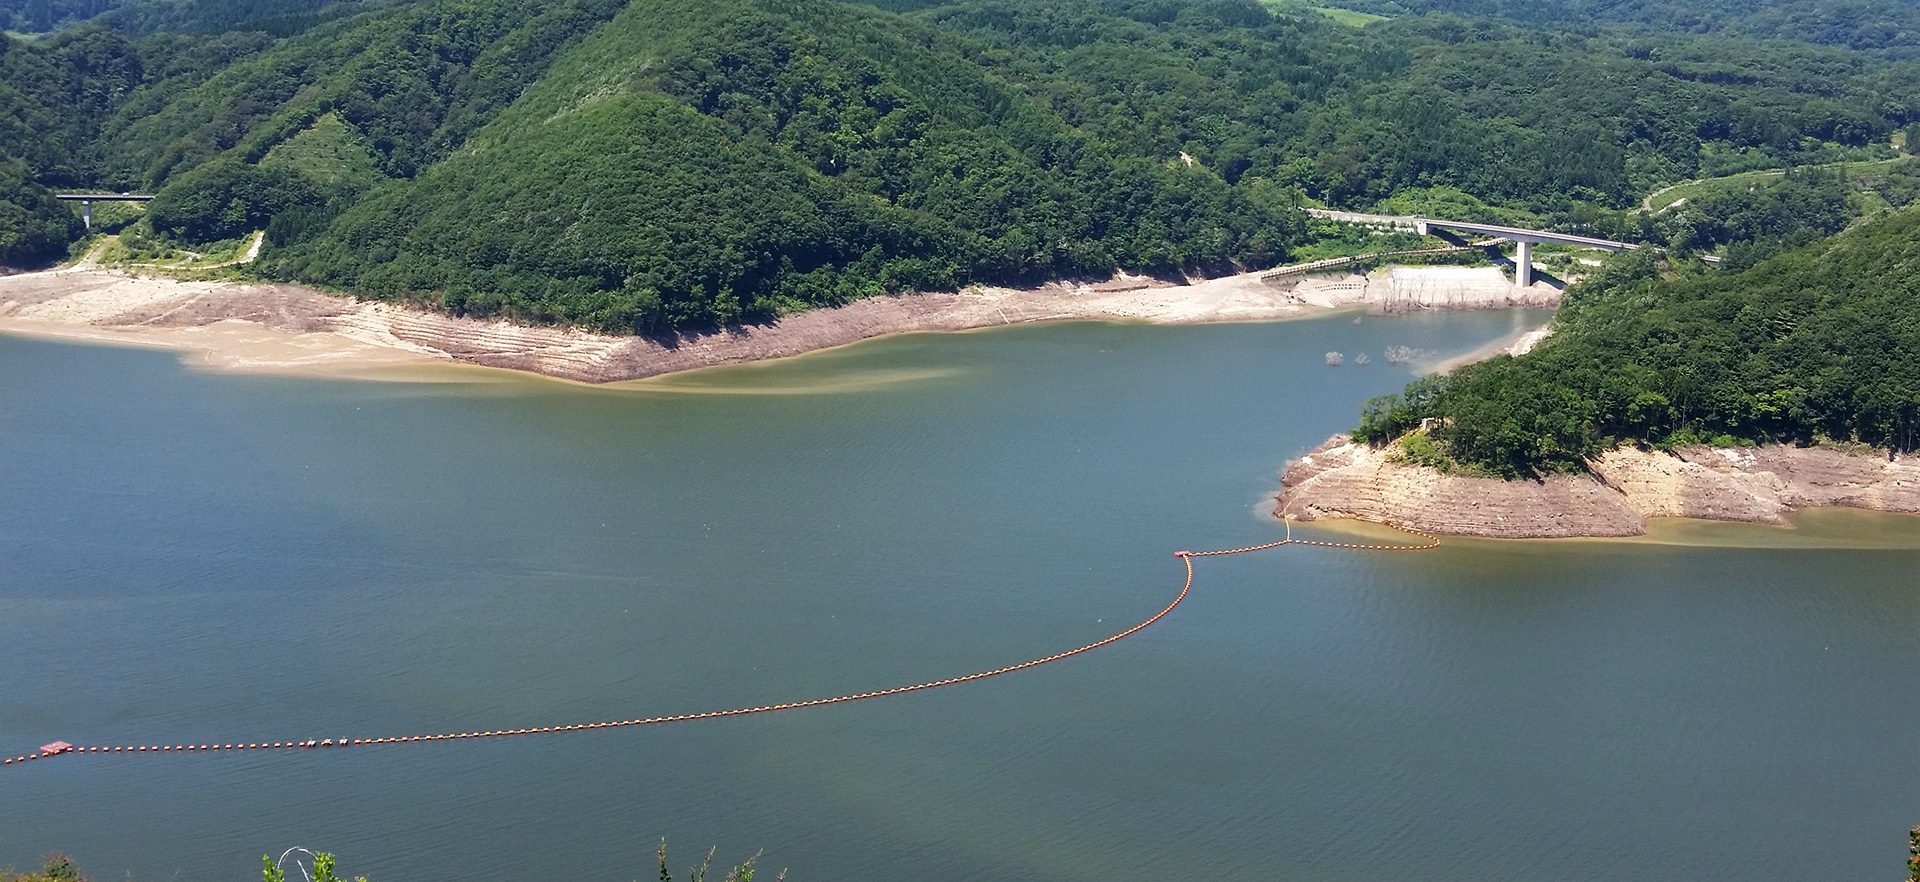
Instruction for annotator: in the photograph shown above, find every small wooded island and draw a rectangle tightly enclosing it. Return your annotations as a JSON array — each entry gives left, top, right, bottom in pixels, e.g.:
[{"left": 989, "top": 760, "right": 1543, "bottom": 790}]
[{"left": 1280, "top": 205, "right": 1920, "bottom": 537}]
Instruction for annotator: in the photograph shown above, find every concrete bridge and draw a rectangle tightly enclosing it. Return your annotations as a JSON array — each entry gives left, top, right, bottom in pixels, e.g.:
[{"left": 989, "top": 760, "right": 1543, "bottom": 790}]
[
  {"left": 1305, "top": 208, "right": 1641, "bottom": 286},
  {"left": 54, "top": 193, "right": 154, "bottom": 230}
]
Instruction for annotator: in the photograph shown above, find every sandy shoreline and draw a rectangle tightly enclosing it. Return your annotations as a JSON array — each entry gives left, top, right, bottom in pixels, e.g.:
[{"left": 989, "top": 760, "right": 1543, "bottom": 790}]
[
  {"left": 1276, "top": 435, "right": 1920, "bottom": 538},
  {"left": 16, "top": 262, "right": 1907, "bottom": 544},
  {"left": 0, "top": 263, "right": 1556, "bottom": 383}
]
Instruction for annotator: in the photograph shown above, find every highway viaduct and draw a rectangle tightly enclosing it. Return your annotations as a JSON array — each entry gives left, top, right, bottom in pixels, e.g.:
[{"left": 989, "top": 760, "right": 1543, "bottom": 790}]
[
  {"left": 1303, "top": 208, "right": 1646, "bottom": 286},
  {"left": 54, "top": 193, "right": 154, "bottom": 230},
  {"left": 43, "top": 197, "right": 1679, "bottom": 280}
]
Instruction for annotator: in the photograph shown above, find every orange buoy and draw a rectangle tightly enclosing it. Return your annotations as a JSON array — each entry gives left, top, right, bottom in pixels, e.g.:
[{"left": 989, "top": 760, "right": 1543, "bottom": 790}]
[{"left": 9, "top": 522, "right": 1438, "bottom": 770}]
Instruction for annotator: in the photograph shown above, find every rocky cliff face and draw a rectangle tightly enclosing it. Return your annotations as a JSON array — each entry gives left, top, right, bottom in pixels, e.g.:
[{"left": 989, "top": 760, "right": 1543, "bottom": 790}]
[{"left": 1277, "top": 436, "right": 1920, "bottom": 538}]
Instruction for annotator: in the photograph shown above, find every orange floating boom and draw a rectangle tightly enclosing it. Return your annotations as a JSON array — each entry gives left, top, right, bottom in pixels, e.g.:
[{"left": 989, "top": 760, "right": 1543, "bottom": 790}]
[{"left": 9, "top": 524, "right": 1436, "bottom": 768}]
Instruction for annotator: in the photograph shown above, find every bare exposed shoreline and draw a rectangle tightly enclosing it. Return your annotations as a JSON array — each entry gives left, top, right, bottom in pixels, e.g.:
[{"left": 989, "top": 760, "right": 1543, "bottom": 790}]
[
  {"left": 0, "top": 264, "right": 1555, "bottom": 383},
  {"left": 11, "top": 263, "right": 1910, "bottom": 542},
  {"left": 1276, "top": 435, "right": 1920, "bottom": 539}
]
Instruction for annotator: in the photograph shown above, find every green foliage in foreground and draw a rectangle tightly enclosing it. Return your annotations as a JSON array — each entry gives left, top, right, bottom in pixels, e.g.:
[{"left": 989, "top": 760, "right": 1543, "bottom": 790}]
[
  {"left": 9, "top": 830, "right": 1918, "bottom": 882},
  {"left": 262, "top": 851, "right": 365, "bottom": 882},
  {"left": 247, "top": 842, "right": 778, "bottom": 882},
  {"left": 658, "top": 839, "right": 779, "bottom": 882},
  {"left": 0, "top": 855, "right": 83, "bottom": 882},
  {"left": 0, "top": 842, "right": 780, "bottom": 882},
  {"left": 1355, "top": 204, "right": 1920, "bottom": 477}
]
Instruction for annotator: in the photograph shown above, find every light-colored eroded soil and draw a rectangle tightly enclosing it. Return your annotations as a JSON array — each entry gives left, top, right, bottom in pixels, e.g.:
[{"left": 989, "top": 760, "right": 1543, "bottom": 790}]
[
  {"left": 0, "top": 262, "right": 1558, "bottom": 382},
  {"left": 1277, "top": 437, "right": 1920, "bottom": 538}
]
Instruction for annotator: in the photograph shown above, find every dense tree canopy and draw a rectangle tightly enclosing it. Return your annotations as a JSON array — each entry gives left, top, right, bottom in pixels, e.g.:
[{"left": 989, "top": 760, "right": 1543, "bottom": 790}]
[
  {"left": 0, "top": 0, "right": 401, "bottom": 35},
  {"left": 147, "top": 158, "right": 320, "bottom": 241},
  {"left": 1320, "top": 0, "right": 1920, "bottom": 56},
  {"left": 1355, "top": 205, "right": 1920, "bottom": 477},
  {"left": 4, "top": 0, "right": 1920, "bottom": 333},
  {"left": 0, "top": 157, "right": 83, "bottom": 264},
  {"left": 262, "top": 0, "right": 1305, "bottom": 331}
]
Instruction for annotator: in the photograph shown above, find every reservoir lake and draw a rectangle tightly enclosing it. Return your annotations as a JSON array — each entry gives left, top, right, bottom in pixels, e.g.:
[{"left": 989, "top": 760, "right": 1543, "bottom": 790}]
[{"left": 1, "top": 310, "right": 1916, "bottom": 881}]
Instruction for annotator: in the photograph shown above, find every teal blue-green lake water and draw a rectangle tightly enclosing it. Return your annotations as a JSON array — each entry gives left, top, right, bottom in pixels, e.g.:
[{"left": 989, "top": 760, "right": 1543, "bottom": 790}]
[{"left": 2, "top": 311, "right": 1915, "bottom": 881}]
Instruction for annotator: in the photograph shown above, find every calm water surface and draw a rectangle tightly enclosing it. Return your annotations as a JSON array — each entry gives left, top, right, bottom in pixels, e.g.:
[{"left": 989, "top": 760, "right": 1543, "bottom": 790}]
[{"left": 1, "top": 312, "right": 1915, "bottom": 881}]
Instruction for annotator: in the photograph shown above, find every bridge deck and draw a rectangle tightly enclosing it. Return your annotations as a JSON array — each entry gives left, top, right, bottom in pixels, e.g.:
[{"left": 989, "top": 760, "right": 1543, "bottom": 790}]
[
  {"left": 1304, "top": 208, "right": 1635, "bottom": 251},
  {"left": 1424, "top": 219, "right": 1635, "bottom": 250},
  {"left": 54, "top": 193, "right": 154, "bottom": 201}
]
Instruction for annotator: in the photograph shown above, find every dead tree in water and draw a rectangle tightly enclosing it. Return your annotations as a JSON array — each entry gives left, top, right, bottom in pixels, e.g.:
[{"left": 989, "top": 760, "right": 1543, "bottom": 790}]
[{"left": 1384, "top": 345, "right": 1429, "bottom": 365}]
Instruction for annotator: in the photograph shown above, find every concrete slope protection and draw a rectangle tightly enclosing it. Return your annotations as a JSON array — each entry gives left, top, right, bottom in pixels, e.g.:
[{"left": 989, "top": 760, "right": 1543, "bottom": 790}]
[{"left": 5, "top": 524, "right": 1439, "bottom": 768}]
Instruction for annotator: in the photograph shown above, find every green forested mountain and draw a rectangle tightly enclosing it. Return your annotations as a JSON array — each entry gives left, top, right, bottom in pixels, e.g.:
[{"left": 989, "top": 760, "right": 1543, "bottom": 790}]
[
  {"left": 268, "top": 0, "right": 1304, "bottom": 330},
  {"left": 0, "top": 0, "right": 408, "bottom": 35},
  {"left": 3, "top": 0, "right": 1919, "bottom": 331},
  {"left": 1355, "top": 203, "right": 1920, "bottom": 477},
  {"left": 0, "top": 156, "right": 81, "bottom": 262},
  {"left": 97, "top": 0, "right": 636, "bottom": 186},
  {"left": 1321, "top": 0, "right": 1920, "bottom": 55},
  {"left": 899, "top": 0, "right": 1917, "bottom": 211},
  {"left": 0, "top": 0, "right": 117, "bottom": 32},
  {"left": 1650, "top": 165, "right": 1868, "bottom": 266}
]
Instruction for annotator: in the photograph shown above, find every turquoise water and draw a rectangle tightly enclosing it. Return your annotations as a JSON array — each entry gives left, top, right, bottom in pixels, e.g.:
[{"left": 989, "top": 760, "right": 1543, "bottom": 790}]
[{"left": 1, "top": 311, "right": 1915, "bottom": 881}]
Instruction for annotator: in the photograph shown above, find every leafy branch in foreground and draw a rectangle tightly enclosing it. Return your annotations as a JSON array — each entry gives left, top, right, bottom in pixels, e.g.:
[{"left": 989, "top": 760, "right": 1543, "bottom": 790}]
[
  {"left": 658, "top": 839, "right": 783, "bottom": 882},
  {"left": 262, "top": 849, "right": 365, "bottom": 882},
  {"left": 3, "top": 842, "right": 781, "bottom": 882},
  {"left": 0, "top": 854, "right": 84, "bottom": 882}
]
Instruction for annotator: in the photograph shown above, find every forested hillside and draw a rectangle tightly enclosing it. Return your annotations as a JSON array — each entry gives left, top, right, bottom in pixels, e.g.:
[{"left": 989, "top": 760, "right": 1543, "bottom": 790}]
[
  {"left": 4, "top": 0, "right": 1919, "bottom": 331},
  {"left": 1320, "top": 0, "right": 1920, "bottom": 55},
  {"left": 0, "top": 0, "right": 403, "bottom": 35},
  {"left": 266, "top": 0, "right": 1309, "bottom": 330},
  {"left": 898, "top": 0, "right": 1918, "bottom": 211},
  {"left": 1353, "top": 204, "right": 1920, "bottom": 477}
]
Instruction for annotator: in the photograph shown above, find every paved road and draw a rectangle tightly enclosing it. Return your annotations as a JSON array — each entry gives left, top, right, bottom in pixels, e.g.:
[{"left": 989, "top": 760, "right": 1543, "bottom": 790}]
[
  {"left": 53, "top": 193, "right": 154, "bottom": 201},
  {"left": 1304, "top": 208, "right": 1637, "bottom": 251}
]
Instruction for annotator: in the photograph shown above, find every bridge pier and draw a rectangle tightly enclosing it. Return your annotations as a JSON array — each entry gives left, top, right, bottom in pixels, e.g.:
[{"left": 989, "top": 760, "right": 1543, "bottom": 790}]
[
  {"left": 53, "top": 192, "right": 154, "bottom": 230},
  {"left": 1514, "top": 240, "right": 1533, "bottom": 288}
]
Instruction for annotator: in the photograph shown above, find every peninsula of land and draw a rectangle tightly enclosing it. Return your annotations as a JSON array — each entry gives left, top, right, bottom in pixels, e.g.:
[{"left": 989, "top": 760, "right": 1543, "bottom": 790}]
[
  {"left": 0, "top": 264, "right": 1553, "bottom": 382},
  {"left": 1276, "top": 435, "right": 1920, "bottom": 538}
]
